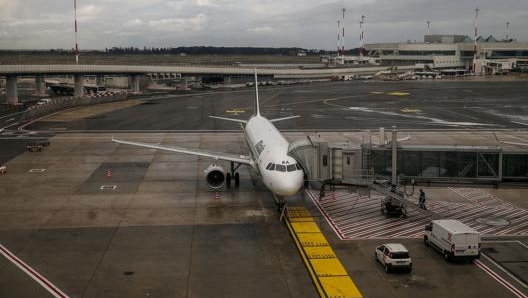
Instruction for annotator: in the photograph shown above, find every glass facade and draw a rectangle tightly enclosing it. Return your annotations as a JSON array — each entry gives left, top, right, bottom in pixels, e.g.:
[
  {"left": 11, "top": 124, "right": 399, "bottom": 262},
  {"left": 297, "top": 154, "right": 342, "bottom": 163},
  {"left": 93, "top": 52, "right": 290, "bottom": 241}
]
[
  {"left": 503, "top": 154, "right": 528, "bottom": 178},
  {"left": 370, "top": 148, "right": 528, "bottom": 181}
]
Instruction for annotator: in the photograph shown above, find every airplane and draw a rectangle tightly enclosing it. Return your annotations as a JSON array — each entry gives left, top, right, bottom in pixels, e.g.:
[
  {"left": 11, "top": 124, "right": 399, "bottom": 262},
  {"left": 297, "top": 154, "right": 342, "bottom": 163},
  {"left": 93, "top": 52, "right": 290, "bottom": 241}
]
[{"left": 112, "top": 70, "right": 305, "bottom": 205}]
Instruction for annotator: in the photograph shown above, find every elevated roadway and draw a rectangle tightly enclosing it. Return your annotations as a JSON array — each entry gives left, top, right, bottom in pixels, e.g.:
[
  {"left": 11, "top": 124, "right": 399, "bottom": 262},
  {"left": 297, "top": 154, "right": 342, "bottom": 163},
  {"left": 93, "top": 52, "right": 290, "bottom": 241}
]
[
  {"left": 0, "top": 64, "right": 398, "bottom": 77},
  {"left": 0, "top": 64, "right": 408, "bottom": 104}
]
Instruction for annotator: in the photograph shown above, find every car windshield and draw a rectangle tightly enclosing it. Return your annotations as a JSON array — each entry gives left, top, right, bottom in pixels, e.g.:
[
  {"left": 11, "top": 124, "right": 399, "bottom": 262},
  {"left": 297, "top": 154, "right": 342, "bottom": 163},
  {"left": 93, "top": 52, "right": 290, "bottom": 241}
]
[{"left": 391, "top": 252, "right": 409, "bottom": 259}]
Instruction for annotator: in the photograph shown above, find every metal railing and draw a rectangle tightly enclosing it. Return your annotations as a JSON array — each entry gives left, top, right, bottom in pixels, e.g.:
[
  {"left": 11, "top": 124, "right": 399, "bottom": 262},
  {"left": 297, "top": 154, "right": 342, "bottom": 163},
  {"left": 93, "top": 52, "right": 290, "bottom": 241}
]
[{"left": 19, "top": 92, "right": 128, "bottom": 123}]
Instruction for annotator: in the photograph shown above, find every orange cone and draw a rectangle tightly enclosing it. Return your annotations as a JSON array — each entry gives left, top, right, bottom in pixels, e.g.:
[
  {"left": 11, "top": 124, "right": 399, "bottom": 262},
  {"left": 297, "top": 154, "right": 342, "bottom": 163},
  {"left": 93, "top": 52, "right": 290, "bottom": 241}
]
[
  {"left": 106, "top": 170, "right": 112, "bottom": 177},
  {"left": 215, "top": 192, "right": 219, "bottom": 200}
]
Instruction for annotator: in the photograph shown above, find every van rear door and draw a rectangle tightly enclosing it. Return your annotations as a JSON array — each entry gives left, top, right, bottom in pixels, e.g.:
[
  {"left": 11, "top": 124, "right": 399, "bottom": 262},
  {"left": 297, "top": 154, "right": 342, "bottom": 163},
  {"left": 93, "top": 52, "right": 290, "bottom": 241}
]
[{"left": 452, "top": 233, "right": 480, "bottom": 256}]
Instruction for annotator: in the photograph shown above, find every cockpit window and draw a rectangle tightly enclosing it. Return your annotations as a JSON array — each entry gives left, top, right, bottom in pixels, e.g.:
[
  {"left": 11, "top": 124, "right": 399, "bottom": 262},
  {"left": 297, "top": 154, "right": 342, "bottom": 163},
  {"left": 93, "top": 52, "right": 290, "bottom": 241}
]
[
  {"left": 266, "top": 163, "right": 302, "bottom": 172},
  {"left": 275, "top": 165, "right": 286, "bottom": 172}
]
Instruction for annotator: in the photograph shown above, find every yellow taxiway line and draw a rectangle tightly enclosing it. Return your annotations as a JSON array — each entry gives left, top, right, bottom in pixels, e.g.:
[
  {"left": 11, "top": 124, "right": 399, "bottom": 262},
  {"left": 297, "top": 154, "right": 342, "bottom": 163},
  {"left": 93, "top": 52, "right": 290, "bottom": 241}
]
[{"left": 285, "top": 207, "right": 362, "bottom": 298}]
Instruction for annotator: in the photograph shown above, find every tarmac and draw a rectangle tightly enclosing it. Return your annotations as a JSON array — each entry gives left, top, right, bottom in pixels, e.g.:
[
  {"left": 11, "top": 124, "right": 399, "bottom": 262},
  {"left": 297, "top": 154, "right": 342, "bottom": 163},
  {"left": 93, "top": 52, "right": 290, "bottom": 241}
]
[{"left": 1, "top": 78, "right": 527, "bottom": 298}]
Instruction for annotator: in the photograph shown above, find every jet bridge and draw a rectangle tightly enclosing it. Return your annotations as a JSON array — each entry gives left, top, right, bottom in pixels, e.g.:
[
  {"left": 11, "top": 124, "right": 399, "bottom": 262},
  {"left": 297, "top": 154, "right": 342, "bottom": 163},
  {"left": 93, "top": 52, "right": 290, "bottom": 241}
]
[
  {"left": 287, "top": 136, "right": 374, "bottom": 197},
  {"left": 288, "top": 129, "right": 528, "bottom": 217}
]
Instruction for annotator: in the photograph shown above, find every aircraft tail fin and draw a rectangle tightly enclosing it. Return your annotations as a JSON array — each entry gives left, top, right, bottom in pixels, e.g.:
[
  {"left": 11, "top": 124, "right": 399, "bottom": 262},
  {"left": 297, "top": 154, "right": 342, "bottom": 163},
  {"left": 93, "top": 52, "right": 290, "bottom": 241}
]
[{"left": 254, "top": 68, "right": 260, "bottom": 116}]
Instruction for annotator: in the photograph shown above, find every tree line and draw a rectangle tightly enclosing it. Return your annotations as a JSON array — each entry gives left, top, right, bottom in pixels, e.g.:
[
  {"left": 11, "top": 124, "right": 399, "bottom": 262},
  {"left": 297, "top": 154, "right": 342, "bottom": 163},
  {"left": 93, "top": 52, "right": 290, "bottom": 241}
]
[{"left": 0, "top": 47, "right": 360, "bottom": 56}]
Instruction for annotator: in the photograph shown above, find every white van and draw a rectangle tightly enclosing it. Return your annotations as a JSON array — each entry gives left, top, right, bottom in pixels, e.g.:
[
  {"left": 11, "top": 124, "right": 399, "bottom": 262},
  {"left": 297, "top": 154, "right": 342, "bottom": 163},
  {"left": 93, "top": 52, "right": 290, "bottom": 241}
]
[{"left": 424, "top": 219, "right": 481, "bottom": 261}]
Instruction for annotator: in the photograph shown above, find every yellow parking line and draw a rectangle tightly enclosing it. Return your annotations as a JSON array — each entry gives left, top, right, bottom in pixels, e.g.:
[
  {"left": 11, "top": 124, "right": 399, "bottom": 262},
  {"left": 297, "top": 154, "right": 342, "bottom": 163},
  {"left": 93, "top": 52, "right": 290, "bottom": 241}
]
[
  {"left": 297, "top": 233, "right": 329, "bottom": 247},
  {"left": 291, "top": 221, "right": 321, "bottom": 233},
  {"left": 320, "top": 276, "right": 363, "bottom": 298},
  {"left": 387, "top": 91, "right": 410, "bottom": 96},
  {"left": 311, "top": 259, "right": 348, "bottom": 276},
  {"left": 304, "top": 247, "right": 337, "bottom": 259},
  {"left": 285, "top": 207, "right": 363, "bottom": 298}
]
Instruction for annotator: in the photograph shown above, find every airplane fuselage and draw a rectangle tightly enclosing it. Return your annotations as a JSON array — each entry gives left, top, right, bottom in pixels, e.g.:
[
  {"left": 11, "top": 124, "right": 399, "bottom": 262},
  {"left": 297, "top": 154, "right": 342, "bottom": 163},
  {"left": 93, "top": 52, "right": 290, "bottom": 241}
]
[{"left": 245, "top": 115, "right": 304, "bottom": 197}]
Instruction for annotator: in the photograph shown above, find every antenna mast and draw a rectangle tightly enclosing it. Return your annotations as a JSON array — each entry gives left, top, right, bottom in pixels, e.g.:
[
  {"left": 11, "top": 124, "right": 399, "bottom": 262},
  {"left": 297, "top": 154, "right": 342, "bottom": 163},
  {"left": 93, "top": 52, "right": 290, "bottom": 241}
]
[
  {"left": 341, "top": 8, "right": 346, "bottom": 56},
  {"left": 473, "top": 7, "right": 479, "bottom": 75},
  {"left": 74, "top": 0, "right": 79, "bottom": 64},
  {"left": 337, "top": 20, "right": 341, "bottom": 57},
  {"left": 360, "top": 15, "right": 365, "bottom": 59}
]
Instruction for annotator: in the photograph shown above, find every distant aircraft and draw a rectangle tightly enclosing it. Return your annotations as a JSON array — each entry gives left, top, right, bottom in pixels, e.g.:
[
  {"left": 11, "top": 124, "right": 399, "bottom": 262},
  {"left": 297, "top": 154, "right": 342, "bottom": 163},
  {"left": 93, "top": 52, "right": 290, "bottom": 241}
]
[{"left": 112, "top": 70, "right": 304, "bottom": 204}]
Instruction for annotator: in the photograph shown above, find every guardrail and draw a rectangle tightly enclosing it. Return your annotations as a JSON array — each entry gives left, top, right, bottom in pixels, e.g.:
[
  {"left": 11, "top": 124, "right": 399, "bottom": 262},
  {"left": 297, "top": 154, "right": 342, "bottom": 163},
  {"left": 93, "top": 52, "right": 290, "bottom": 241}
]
[{"left": 19, "top": 92, "right": 128, "bottom": 123}]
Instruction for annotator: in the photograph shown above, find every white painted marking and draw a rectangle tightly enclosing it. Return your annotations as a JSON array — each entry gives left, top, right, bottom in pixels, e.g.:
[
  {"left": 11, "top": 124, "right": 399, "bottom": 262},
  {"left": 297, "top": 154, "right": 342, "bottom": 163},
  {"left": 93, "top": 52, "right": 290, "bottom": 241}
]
[
  {"left": 511, "top": 121, "right": 528, "bottom": 126},
  {"left": 100, "top": 185, "right": 117, "bottom": 190},
  {"left": 0, "top": 244, "right": 70, "bottom": 298},
  {"left": 475, "top": 259, "right": 528, "bottom": 298},
  {"left": 29, "top": 169, "right": 46, "bottom": 173},
  {"left": 347, "top": 106, "right": 495, "bottom": 127},
  {"left": 4, "top": 118, "right": 15, "bottom": 123},
  {"left": 481, "top": 253, "right": 528, "bottom": 288}
]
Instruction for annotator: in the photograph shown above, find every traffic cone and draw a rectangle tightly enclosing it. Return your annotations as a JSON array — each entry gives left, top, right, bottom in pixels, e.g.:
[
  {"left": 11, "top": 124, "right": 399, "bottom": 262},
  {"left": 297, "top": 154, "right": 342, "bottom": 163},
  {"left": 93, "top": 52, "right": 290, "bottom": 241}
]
[
  {"left": 332, "top": 192, "right": 336, "bottom": 201},
  {"left": 215, "top": 192, "right": 219, "bottom": 200},
  {"left": 106, "top": 170, "right": 112, "bottom": 177}
]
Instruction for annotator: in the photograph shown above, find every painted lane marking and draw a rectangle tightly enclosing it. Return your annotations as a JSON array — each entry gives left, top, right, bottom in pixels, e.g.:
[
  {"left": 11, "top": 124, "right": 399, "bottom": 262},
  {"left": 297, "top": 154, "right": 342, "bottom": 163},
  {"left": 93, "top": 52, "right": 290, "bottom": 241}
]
[
  {"left": 0, "top": 244, "right": 70, "bottom": 298},
  {"left": 286, "top": 206, "right": 363, "bottom": 297},
  {"left": 481, "top": 252, "right": 528, "bottom": 288},
  {"left": 400, "top": 108, "right": 421, "bottom": 113},
  {"left": 387, "top": 91, "right": 410, "bottom": 96},
  {"left": 226, "top": 108, "right": 245, "bottom": 115},
  {"left": 308, "top": 189, "right": 528, "bottom": 240},
  {"left": 475, "top": 259, "right": 527, "bottom": 298}
]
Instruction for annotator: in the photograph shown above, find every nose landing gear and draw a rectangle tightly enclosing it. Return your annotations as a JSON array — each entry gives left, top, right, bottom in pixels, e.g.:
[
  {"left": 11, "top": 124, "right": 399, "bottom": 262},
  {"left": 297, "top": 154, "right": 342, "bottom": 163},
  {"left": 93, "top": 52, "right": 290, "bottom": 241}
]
[{"left": 226, "top": 162, "right": 241, "bottom": 188}]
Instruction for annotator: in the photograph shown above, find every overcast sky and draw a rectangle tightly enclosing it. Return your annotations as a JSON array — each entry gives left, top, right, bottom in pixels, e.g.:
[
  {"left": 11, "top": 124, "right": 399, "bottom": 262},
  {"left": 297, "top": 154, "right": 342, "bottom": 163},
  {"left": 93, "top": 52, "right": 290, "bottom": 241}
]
[{"left": 1, "top": 0, "right": 527, "bottom": 50}]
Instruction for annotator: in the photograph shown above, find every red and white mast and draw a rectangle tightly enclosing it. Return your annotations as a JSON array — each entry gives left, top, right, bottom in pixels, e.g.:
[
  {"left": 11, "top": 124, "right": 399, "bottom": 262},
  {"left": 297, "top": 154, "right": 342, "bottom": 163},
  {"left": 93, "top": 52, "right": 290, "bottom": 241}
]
[
  {"left": 337, "top": 20, "right": 341, "bottom": 57},
  {"left": 360, "top": 15, "right": 365, "bottom": 58},
  {"left": 473, "top": 7, "right": 479, "bottom": 75},
  {"left": 341, "top": 8, "right": 346, "bottom": 55},
  {"left": 74, "top": 0, "right": 79, "bottom": 64}
]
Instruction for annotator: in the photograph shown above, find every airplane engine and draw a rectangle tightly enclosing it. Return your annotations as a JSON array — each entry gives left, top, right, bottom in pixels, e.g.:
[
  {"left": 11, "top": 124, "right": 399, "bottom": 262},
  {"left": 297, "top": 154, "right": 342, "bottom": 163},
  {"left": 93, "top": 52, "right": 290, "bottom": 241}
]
[{"left": 204, "top": 164, "right": 225, "bottom": 189}]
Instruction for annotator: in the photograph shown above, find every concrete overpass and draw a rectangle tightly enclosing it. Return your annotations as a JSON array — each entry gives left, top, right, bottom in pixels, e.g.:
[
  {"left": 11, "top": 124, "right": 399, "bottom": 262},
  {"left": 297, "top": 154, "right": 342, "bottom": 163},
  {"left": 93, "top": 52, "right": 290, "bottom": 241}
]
[{"left": 0, "top": 64, "right": 407, "bottom": 105}]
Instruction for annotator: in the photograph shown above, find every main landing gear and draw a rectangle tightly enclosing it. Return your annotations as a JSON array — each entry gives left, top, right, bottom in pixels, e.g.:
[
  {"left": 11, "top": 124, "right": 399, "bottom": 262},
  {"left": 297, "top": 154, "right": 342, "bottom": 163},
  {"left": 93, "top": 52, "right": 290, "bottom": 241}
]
[
  {"left": 226, "top": 161, "right": 241, "bottom": 188},
  {"left": 273, "top": 194, "right": 286, "bottom": 212}
]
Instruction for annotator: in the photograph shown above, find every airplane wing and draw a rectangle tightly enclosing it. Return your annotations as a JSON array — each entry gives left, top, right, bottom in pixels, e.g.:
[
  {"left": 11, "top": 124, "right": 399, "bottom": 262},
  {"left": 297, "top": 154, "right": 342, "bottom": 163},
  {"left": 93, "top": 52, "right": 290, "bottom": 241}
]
[
  {"left": 209, "top": 116, "right": 248, "bottom": 124},
  {"left": 112, "top": 137, "right": 254, "bottom": 165},
  {"left": 500, "top": 141, "right": 528, "bottom": 147},
  {"left": 269, "top": 115, "right": 301, "bottom": 123}
]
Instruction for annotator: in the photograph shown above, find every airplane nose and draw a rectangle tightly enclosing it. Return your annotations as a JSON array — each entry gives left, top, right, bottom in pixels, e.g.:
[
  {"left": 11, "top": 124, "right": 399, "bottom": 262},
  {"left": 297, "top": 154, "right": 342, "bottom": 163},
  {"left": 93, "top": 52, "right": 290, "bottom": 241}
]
[{"left": 274, "top": 172, "right": 304, "bottom": 197}]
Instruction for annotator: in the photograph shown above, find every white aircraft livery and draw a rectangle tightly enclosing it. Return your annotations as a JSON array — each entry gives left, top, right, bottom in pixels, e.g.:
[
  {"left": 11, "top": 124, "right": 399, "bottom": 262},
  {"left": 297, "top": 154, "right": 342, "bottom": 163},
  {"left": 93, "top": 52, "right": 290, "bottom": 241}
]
[{"left": 112, "top": 70, "right": 304, "bottom": 198}]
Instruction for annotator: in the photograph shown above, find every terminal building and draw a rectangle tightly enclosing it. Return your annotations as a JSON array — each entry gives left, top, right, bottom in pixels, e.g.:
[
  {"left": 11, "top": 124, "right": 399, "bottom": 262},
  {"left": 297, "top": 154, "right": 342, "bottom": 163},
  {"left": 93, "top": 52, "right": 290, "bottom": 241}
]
[{"left": 364, "top": 34, "right": 528, "bottom": 74}]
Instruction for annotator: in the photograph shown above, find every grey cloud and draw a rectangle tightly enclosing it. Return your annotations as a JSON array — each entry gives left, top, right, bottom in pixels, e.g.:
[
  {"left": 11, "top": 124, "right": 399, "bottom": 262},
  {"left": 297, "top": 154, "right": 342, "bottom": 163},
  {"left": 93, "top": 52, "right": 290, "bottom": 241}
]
[{"left": 0, "top": 0, "right": 527, "bottom": 49}]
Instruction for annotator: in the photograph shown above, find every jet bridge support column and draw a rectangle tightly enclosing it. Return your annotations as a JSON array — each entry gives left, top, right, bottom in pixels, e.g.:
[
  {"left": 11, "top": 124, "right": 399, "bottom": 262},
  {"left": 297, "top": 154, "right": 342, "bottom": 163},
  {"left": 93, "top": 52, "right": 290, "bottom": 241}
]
[
  {"left": 130, "top": 74, "right": 140, "bottom": 93},
  {"left": 95, "top": 75, "right": 104, "bottom": 87},
  {"left": 391, "top": 126, "right": 398, "bottom": 184},
  {"left": 6, "top": 75, "right": 18, "bottom": 105},
  {"left": 74, "top": 74, "right": 83, "bottom": 98},
  {"left": 35, "top": 75, "right": 46, "bottom": 97}
]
